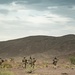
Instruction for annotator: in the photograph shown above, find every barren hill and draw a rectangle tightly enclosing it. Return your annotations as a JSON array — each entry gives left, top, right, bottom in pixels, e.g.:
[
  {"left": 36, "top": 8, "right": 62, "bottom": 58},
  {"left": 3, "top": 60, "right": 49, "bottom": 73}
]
[{"left": 0, "top": 34, "right": 75, "bottom": 58}]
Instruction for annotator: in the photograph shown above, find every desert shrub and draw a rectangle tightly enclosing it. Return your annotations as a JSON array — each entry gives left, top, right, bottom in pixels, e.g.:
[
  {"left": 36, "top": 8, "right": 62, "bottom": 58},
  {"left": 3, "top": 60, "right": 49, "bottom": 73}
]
[
  {"left": 25, "top": 65, "right": 34, "bottom": 73},
  {"left": 70, "top": 57, "right": 75, "bottom": 65},
  {"left": 2, "top": 63, "right": 12, "bottom": 68},
  {"left": 0, "top": 71, "right": 14, "bottom": 75},
  {"left": 61, "top": 73, "right": 68, "bottom": 75}
]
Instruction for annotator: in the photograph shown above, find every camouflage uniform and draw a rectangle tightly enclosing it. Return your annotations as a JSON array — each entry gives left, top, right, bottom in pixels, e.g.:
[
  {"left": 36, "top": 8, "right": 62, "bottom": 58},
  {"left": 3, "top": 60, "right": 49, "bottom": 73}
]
[
  {"left": 28, "top": 56, "right": 32, "bottom": 67},
  {"left": 32, "top": 58, "right": 36, "bottom": 68},
  {"left": 0, "top": 58, "right": 4, "bottom": 65},
  {"left": 22, "top": 57, "right": 28, "bottom": 68},
  {"left": 53, "top": 57, "right": 58, "bottom": 66}
]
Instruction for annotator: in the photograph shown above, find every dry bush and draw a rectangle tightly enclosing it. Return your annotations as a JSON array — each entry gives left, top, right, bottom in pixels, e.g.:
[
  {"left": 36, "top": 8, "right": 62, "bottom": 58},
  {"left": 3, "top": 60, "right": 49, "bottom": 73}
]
[
  {"left": 70, "top": 57, "right": 75, "bottom": 65},
  {"left": 61, "top": 73, "right": 68, "bottom": 75},
  {"left": 0, "top": 70, "right": 14, "bottom": 75}
]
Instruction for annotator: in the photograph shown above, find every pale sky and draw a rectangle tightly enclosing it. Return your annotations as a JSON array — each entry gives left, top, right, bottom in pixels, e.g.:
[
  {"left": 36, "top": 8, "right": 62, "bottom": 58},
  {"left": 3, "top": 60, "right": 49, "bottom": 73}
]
[{"left": 0, "top": 0, "right": 75, "bottom": 41}]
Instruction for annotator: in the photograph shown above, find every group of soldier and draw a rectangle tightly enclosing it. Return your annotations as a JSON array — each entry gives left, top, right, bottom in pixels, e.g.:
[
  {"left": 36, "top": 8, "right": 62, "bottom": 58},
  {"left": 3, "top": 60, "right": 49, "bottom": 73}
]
[
  {"left": 22, "top": 56, "right": 36, "bottom": 69},
  {"left": 22, "top": 56, "right": 58, "bottom": 69},
  {"left": 0, "top": 56, "right": 58, "bottom": 69}
]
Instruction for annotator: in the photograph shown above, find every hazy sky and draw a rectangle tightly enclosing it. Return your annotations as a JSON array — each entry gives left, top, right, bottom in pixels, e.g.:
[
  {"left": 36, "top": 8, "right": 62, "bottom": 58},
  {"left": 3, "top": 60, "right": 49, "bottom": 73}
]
[{"left": 0, "top": 0, "right": 75, "bottom": 41}]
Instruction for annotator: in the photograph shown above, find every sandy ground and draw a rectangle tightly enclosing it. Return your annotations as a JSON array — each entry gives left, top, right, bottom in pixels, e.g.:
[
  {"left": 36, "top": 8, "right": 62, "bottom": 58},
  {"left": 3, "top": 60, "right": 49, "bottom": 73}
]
[
  {"left": 1, "top": 59, "right": 75, "bottom": 75},
  {"left": 8, "top": 64, "right": 75, "bottom": 75}
]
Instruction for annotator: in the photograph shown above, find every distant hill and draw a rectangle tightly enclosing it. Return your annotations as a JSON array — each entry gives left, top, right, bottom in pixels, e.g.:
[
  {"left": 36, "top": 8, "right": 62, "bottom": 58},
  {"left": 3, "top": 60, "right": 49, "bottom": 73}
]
[{"left": 0, "top": 34, "right": 75, "bottom": 58}]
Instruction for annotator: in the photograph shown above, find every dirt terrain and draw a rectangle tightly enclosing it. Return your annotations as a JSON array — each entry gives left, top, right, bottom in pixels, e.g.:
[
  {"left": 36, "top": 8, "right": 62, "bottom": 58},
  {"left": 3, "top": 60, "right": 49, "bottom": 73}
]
[
  {"left": 2, "top": 59, "right": 74, "bottom": 75},
  {"left": 0, "top": 34, "right": 75, "bottom": 75},
  {"left": 9, "top": 64, "right": 75, "bottom": 75},
  {"left": 0, "top": 34, "right": 75, "bottom": 58}
]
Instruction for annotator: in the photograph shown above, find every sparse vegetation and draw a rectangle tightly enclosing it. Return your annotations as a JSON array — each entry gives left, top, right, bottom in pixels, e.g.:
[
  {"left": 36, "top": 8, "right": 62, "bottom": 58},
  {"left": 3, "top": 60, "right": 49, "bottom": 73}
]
[
  {"left": 0, "top": 70, "right": 14, "bottom": 75},
  {"left": 2, "top": 63, "right": 12, "bottom": 68},
  {"left": 61, "top": 73, "right": 68, "bottom": 75},
  {"left": 70, "top": 57, "right": 75, "bottom": 65},
  {"left": 0, "top": 35, "right": 75, "bottom": 75},
  {"left": 0, "top": 34, "right": 75, "bottom": 58}
]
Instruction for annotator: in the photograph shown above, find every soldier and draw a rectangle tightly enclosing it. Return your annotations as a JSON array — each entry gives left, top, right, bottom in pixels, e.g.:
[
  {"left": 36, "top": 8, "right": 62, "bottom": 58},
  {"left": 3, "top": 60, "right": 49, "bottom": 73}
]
[
  {"left": 0, "top": 58, "right": 4, "bottom": 66},
  {"left": 22, "top": 57, "right": 28, "bottom": 68},
  {"left": 32, "top": 58, "right": 36, "bottom": 68},
  {"left": 53, "top": 57, "right": 58, "bottom": 66},
  {"left": 28, "top": 56, "right": 32, "bottom": 67}
]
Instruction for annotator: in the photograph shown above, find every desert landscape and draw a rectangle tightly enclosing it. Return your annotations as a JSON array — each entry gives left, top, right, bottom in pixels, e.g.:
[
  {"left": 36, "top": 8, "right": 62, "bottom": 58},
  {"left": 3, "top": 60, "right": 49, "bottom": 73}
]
[
  {"left": 0, "top": 0, "right": 75, "bottom": 75},
  {"left": 0, "top": 34, "right": 75, "bottom": 75}
]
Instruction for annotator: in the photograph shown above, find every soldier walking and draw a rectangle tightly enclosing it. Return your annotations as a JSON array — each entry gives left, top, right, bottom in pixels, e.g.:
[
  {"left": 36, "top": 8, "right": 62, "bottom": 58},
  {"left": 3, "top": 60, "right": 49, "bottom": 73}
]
[
  {"left": 0, "top": 58, "right": 4, "bottom": 66},
  {"left": 22, "top": 57, "right": 28, "bottom": 68},
  {"left": 28, "top": 56, "right": 33, "bottom": 67},
  {"left": 53, "top": 57, "right": 58, "bottom": 66},
  {"left": 32, "top": 58, "right": 36, "bottom": 68}
]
